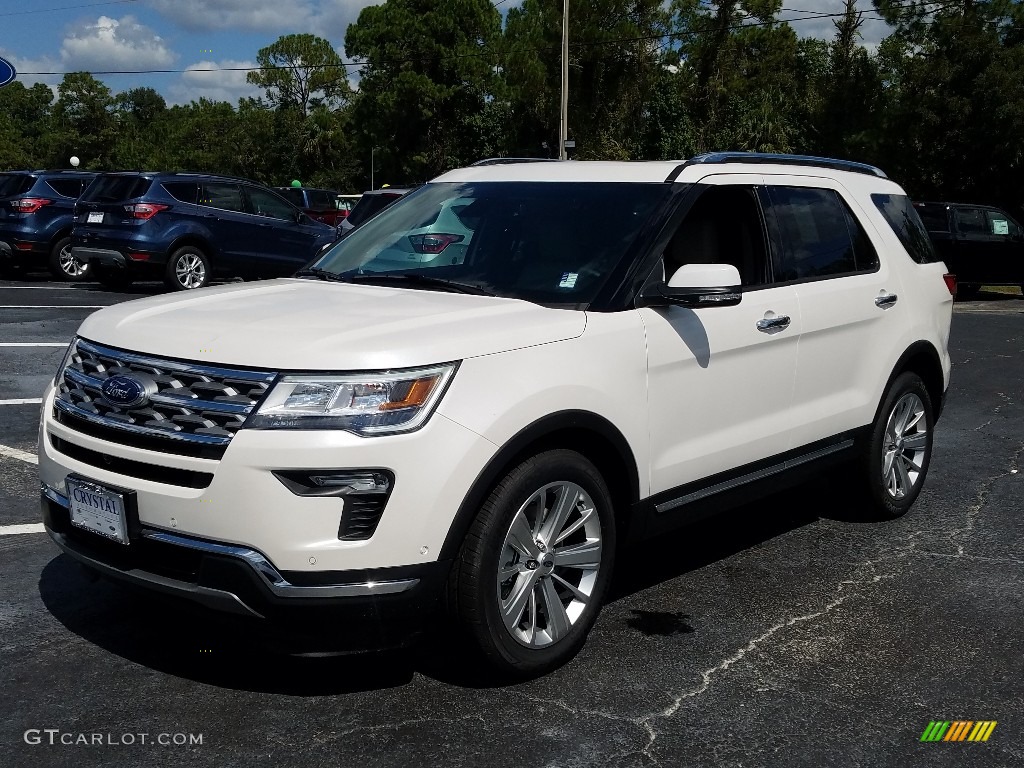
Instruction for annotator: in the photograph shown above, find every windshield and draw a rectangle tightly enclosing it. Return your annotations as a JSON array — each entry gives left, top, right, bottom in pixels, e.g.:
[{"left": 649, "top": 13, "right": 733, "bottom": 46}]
[
  {"left": 346, "top": 192, "right": 402, "bottom": 228},
  {"left": 314, "top": 182, "right": 668, "bottom": 306}
]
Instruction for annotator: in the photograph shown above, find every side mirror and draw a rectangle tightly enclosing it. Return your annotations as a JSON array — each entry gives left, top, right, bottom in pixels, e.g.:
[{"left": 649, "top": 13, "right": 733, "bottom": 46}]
[{"left": 641, "top": 263, "right": 742, "bottom": 308}]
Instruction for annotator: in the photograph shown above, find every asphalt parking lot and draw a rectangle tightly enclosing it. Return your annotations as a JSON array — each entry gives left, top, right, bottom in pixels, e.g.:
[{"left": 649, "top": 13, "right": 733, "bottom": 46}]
[{"left": 0, "top": 278, "right": 1021, "bottom": 768}]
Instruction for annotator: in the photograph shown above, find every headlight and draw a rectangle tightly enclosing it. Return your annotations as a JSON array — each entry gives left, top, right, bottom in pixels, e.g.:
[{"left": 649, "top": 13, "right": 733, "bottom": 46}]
[{"left": 247, "top": 363, "right": 457, "bottom": 435}]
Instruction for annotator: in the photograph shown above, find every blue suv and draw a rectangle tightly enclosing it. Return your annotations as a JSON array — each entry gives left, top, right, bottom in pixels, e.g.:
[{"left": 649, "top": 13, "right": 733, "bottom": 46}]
[
  {"left": 0, "top": 170, "right": 97, "bottom": 280},
  {"left": 71, "top": 172, "right": 338, "bottom": 291}
]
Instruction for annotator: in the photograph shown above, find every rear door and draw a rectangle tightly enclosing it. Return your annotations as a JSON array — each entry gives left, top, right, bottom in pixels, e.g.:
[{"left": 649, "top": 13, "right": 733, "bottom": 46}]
[
  {"left": 982, "top": 208, "right": 1024, "bottom": 284},
  {"left": 951, "top": 206, "right": 998, "bottom": 284},
  {"left": 763, "top": 176, "right": 903, "bottom": 447},
  {"left": 241, "top": 186, "right": 324, "bottom": 276},
  {"left": 197, "top": 182, "right": 252, "bottom": 272}
]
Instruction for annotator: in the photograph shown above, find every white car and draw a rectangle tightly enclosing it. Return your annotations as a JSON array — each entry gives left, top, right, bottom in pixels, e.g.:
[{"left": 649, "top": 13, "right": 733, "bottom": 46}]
[{"left": 39, "top": 154, "right": 954, "bottom": 676}]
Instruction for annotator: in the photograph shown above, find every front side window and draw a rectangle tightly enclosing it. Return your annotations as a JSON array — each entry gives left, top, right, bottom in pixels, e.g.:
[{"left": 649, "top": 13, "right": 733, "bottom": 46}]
[
  {"left": 314, "top": 182, "right": 669, "bottom": 306},
  {"left": 768, "top": 186, "right": 873, "bottom": 280},
  {"left": 246, "top": 188, "right": 295, "bottom": 220},
  {"left": 985, "top": 210, "right": 1021, "bottom": 237},
  {"left": 872, "top": 193, "right": 938, "bottom": 264},
  {"left": 200, "top": 183, "right": 244, "bottom": 213}
]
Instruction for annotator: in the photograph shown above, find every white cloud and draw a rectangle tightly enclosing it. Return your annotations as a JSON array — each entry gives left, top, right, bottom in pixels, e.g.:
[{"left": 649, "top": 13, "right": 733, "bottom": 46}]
[
  {"left": 167, "top": 59, "right": 262, "bottom": 105},
  {"left": 0, "top": 48, "right": 63, "bottom": 93},
  {"left": 781, "top": 1, "right": 893, "bottom": 50},
  {"left": 60, "top": 15, "right": 176, "bottom": 72}
]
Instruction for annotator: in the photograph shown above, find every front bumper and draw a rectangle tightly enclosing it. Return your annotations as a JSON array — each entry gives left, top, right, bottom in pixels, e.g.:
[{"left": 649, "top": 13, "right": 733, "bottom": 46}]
[{"left": 43, "top": 485, "right": 450, "bottom": 638}]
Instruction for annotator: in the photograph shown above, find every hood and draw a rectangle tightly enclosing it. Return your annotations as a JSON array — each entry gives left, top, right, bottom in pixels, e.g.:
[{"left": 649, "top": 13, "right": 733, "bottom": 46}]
[{"left": 76, "top": 279, "right": 587, "bottom": 370}]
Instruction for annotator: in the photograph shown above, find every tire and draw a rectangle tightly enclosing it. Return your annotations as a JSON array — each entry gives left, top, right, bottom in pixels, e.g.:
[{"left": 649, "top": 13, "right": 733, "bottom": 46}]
[
  {"left": 856, "top": 372, "right": 934, "bottom": 519},
  {"left": 956, "top": 283, "right": 980, "bottom": 300},
  {"left": 93, "top": 267, "right": 133, "bottom": 292},
  {"left": 450, "top": 449, "right": 616, "bottom": 677},
  {"left": 164, "top": 246, "right": 210, "bottom": 291},
  {"left": 49, "top": 237, "right": 89, "bottom": 281}
]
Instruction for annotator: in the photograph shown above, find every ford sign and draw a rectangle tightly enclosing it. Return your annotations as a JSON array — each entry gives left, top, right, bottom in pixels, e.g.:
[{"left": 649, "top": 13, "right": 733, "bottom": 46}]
[
  {"left": 101, "top": 374, "right": 149, "bottom": 409},
  {"left": 0, "top": 57, "right": 16, "bottom": 89}
]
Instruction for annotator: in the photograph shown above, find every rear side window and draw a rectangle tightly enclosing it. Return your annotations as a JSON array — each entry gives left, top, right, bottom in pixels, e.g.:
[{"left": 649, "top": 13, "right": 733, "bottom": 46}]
[
  {"left": 200, "top": 183, "right": 244, "bottom": 213},
  {"left": 162, "top": 182, "right": 198, "bottom": 204},
  {"left": 872, "top": 194, "right": 938, "bottom": 264},
  {"left": 45, "top": 179, "right": 85, "bottom": 198},
  {"left": 82, "top": 176, "right": 152, "bottom": 203},
  {"left": 0, "top": 174, "right": 34, "bottom": 197},
  {"left": 954, "top": 207, "right": 988, "bottom": 236},
  {"left": 768, "top": 186, "right": 875, "bottom": 280},
  {"left": 306, "top": 190, "right": 333, "bottom": 210}
]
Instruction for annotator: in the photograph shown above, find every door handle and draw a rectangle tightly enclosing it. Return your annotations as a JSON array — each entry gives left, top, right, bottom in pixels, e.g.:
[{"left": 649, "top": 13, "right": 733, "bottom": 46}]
[
  {"left": 756, "top": 315, "right": 791, "bottom": 332},
  {"left": 875, "top": 293, "right": 899, "bottom": 308}
]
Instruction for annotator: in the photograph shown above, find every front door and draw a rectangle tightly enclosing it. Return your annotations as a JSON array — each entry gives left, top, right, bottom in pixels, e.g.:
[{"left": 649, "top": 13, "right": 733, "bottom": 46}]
[{"left": 641, "top": 174, "right": 801, "bottom": 497}]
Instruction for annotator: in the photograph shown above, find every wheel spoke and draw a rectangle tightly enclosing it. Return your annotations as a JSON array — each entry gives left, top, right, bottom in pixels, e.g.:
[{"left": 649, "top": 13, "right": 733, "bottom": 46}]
[
  {"left": 895, "top": 453, "right": 912, "bottom": 494},
  {"left": 538, "top": 484, "right": 578, "bottom": 546},
  {"left": 551, "top": 571, "right": 589, "bottom": 604},
  {"left": 901, "top": 452, "right": 922, "bottom": 473},
  {"left": 555, "top": 506, "right": 593, "bottom": 545},
  {"left": 903, "top": 409, "right": 924, "bottom": 434},
  {"left": 523, "top": 586, "right": 538, "bottom": 644},
  {"left": 540, "top": 577, "right": 570, "bottom": 641},
  {"left": 882, "top": 449, "right": 896, "bottom": 480},
  {"left": 506, "top": 510, "right": 540, "bottom": 560},
  {"left": 501, "top": 570, "right": 539, "bottom": 632},
  {"left": 903, "top": 432, "right": 928, "bottom": 451},
  {"left": 553, "top": 539, "right": 602, "bottom": 570}
]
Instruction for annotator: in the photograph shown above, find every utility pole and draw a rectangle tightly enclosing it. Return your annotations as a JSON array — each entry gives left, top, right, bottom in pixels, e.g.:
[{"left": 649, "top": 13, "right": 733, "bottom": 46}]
[
  {"left": 559, "top": 0, "right": 569, "bottom": 160},
  {"left": 371, "top": 147, "right": 375, "bottom": 190}
]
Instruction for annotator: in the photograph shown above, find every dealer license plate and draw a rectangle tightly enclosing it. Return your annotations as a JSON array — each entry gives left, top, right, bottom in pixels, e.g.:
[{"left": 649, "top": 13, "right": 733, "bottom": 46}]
[
  {"left": 87, "top": 212, "right": 104, "bottom": 224},
  {"left": 66, "top": 477, "right": 128, "bottom": 545}
]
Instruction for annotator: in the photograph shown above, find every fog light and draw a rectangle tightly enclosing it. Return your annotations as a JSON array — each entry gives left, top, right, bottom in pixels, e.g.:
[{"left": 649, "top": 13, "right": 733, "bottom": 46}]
[{"left": 273, "top": 469, "right": 394, "bottom": 541}]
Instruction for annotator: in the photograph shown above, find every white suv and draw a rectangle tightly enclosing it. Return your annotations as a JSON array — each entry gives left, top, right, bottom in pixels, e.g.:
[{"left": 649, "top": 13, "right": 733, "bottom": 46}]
[{"left": 39, "top": 154, "right": 954, "bottom": 675}]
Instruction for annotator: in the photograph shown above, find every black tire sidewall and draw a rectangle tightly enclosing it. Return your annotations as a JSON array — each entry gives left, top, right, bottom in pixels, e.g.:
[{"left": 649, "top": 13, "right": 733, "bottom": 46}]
[
  {"left": 861, "top": 372, "right": 934, "bottom": 518},
  {"left": 164, "top": 246, "right": 210, "bottom": 291},
  {"left": 456, "top": 449, "right": 616, "bottom": 676},
  {"left": 49, "top": 237, "right": 87, "bottom": 281}
]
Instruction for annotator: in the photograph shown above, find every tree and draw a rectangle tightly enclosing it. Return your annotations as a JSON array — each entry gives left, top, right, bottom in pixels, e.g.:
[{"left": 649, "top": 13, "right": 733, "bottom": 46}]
[
  {"left": 247, "top": 34, "right": 351, "bottom": 117},
  {"left": 345, "top": 0, "right": 504, "bottom": 183},
  {"left": 46, "top": 72, "right": 117, "bottom": 168}
]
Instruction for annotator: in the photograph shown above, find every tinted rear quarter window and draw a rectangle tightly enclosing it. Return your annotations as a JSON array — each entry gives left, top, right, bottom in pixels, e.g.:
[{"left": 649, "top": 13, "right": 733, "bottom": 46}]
[
  {"left": 0, "top": 174, "right": 34, "bottom": 198},
  {"left": 872, "top": 194, "right": 938, "bottom": 263},
  {"left": 45, "top": 179, "right": 85, "bottom": 198},
  {"left": 914, "top": 204, "right": 950, "bottom": 233},
  {"left": 82, "top": 176, "right": 152, "bottom": 203},
  {"left": 306, "top": 190, "right": 333, "bottom": 210},
  {"left": 348, "top": 194, "right": 401, "bottom": 228},
  {"left": 162, "top": 182, "right": 198, "bottom": 204},
  {"left": 768, "top": 186, "right": 861, "bottom": 280}
]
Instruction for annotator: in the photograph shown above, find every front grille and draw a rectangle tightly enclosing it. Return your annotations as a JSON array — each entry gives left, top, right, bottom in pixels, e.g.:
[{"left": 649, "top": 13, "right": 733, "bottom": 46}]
[
  {"left": 50, "top": 435, "right": 214, "bottom": 488},
  {"left": 55, "top": 338, "right": 277, "bottom": 457}
]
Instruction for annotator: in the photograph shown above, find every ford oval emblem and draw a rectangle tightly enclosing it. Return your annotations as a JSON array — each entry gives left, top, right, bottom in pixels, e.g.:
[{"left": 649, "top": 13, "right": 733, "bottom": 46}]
[
  {"left": 0, "top": 57, "right": 16, "bottom": 89},
  {"left": 101, "top": 374, "right": 149, "bottom": 409}
]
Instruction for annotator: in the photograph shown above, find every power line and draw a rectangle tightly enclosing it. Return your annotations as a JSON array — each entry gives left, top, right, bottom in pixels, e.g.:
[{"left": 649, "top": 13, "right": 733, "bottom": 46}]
[{"left": 0, "top": 0, "right": 136, "bottom": 18}]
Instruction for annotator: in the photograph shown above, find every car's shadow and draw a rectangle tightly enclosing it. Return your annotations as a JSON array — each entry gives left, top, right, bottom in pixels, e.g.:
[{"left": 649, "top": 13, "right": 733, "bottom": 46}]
[
  {"left": 956, "top": 287, "right": 1023, "bottom": 302},
  {"left": 38, "top": 476, "right": 872, "bottom": 694}
]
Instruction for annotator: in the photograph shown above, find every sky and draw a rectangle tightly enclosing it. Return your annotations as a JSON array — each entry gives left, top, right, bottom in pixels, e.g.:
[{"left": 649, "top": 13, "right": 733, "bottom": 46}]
[{"left": 0, "top": 0, "right": 894, "bottom": 106}]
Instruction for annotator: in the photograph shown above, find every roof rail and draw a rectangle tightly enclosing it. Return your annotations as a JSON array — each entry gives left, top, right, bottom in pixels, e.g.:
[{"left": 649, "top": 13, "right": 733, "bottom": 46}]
[
  {"left": 670, "top": 152, "right": 887, "bottom": 180},
  {"left": 471, "top": 157, "right": 561, "bottom": 166}
]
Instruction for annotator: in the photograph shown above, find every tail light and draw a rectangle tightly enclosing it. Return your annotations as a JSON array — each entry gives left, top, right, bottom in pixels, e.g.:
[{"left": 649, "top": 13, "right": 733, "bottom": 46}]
[
  {"left": 408, "top": 233, "right": 464, "bottom": 254},
  {"left": 124, "top": 203, "right": 168, "bottom": 220},
  {"left": 10, "top": 198, "right": 52, "bottom": 214},
  {"left": 943, "top": 273, "right": 957, "bottom": 296}
]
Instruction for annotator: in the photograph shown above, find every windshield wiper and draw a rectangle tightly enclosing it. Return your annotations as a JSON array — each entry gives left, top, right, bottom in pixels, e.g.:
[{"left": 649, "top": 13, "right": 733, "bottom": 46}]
[
  {"left": 294, "top": 267, "right": 348, "bottom": 282},
  {"left": 346, "top": 273, "right": 495, "bottom": 296}
]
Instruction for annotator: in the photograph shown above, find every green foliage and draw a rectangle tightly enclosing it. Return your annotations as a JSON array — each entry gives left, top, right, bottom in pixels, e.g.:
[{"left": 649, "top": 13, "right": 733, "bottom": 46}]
[{"left": 247, "top": 33, "right": 352, "bottom": 117}]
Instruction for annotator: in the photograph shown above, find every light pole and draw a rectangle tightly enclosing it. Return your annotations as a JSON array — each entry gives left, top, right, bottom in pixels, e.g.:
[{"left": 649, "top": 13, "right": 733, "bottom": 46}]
[
  {"left": 559, "top": 0, "right": 569, "bottom": 160},
  {"left": 371, "top": 147, "right": 376, "bottom": 190}
]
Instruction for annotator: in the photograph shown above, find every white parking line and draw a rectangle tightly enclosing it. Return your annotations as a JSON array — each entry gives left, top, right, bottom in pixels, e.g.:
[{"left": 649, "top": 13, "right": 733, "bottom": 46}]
[
  {"left": 0, "top": 286, "right": 96, "bottom": 290},
  {"left": 0, "top": 343, "right": 69, "bottom": 347},
  {"left": 0, "top": 523, "right": 46, "bottom": 536},
  {"left": 0, "top": 398, "right": 43, "bottom": 406},
  {"left": 0, "top": 443, "right": 38, "bottom": 464},
  {"left": 0, "top": 305, "right": 106, "bottom": 309}
]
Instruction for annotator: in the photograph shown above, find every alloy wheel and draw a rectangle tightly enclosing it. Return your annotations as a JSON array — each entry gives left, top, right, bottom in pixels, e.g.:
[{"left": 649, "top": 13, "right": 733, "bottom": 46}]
[
  {"left": 881, "top": 392, "right": 928, "bottom": 499},
  {"left": 496, "top": 481, "right": 603, "bottom": 648},
  {"left": 175, "top": 253, "right": 206, "bottom": 289},
  {"left": 58, "top": 244, "right": 87, "bottom": 278}
]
